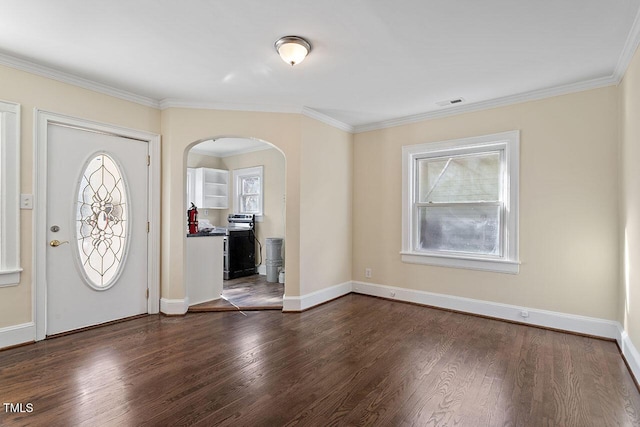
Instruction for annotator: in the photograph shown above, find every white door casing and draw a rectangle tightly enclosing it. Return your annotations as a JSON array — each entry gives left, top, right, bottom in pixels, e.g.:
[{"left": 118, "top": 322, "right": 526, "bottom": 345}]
[{"left": 34, "top": 111, "right": 160, "bottom": 340}]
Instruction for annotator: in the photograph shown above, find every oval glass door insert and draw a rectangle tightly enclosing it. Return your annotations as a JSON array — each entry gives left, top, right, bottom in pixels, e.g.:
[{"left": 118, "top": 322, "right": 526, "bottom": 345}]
[{"left": 76, "top": 153, "right": 129, "bottom": 289}]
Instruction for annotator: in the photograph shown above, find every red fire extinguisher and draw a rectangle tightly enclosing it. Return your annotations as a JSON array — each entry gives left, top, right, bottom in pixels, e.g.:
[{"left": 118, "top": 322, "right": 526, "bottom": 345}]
[{"left": 187, "top": 203, "right": 199, "bottom": 234}]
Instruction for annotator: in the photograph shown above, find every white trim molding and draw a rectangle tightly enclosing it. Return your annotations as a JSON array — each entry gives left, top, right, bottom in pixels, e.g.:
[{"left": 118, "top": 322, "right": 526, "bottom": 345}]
[
  {"left": 351, "top": 281, "right": 621, "bottom": 340},
  {"left": 0, "top": 99, "right": 22, "bottom": 287},
  {"left": 353, "top": 77, "right": 617, "bottom": 133},
  {"left": 0, "top": 52, "right": 629, "bottom": 137},
  {"left": 301, "top": 107, "right": 355, "bottom": 133},
  {"left": 0, "top": 53, "right": 159, "bottom": 108},
  {"left": 160, "top": 298, "right": 190, "bottom": 316},
  {"left": 620, "top": 328, "right": 640, "bottom": 385},
  {"left": 33, "top": 110, "right": 162, "bottom": 340},
  {"left": 614, "top": 5, "right": 640, "bottom": 82},
  {"left": 0, "top": 322, "right": 35, "bottom": 350},
  {"left": 282, "top": 281, "right": 352, "bottom": 312}
]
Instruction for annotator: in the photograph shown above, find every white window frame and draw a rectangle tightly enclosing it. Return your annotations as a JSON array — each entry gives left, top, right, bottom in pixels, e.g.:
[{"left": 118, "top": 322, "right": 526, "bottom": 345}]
[
  {"left": 401, "top": 130, "right": 520, "bottom": 274},
  {"left": 233, "top": 166, "right": 263, "bottom": 217},
  {"left": 0, "top": 100, "right": 22, "bottom": 286}
]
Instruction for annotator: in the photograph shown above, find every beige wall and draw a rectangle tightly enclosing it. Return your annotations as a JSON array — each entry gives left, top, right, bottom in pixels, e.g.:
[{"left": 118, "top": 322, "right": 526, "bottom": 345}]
[
  {"left": 300, "top": 117, "right": 353, "bottom": 294},
  {"left": 162, "top": 109, "right": 353, "bottom": 301},
  {"left": 353, "top": 86, "right": 620, "bottom": 320},
  {"left": 620, "top": 45, "right": 640, "bottom": 346},
  {"left": 0, "top": 65, "right": 161, "bottom": 329},
  {"left": 161, "top": 108, "right": 304, "bottom": 300}
]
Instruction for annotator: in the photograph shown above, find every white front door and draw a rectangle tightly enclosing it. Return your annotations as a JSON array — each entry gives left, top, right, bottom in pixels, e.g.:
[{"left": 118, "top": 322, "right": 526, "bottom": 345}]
[{"left": 46, "top": 123, "right": 149, "bottom": 335}]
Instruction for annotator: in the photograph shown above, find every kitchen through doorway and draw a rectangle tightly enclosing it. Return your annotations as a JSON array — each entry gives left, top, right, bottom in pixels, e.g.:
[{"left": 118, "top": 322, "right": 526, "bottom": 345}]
[{"left": 185, "top": 137, "right": 286, "bottom": 311}]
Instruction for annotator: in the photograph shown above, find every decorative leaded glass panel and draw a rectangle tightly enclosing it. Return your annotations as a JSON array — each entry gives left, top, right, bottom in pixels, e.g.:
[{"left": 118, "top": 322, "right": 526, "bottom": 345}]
[{"left": 75, "top": 154, "right": 128, "bottom": 289}]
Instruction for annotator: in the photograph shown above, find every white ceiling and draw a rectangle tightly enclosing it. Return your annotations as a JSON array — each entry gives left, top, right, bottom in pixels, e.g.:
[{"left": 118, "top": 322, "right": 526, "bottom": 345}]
[{"left": 1, "top": 1, "right": 639, "bottom": 132}]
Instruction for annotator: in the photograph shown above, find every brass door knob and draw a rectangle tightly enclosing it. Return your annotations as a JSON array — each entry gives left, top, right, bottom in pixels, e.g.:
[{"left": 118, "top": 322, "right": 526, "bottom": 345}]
[{"left": 49, "top": 240, "right": 69, "bottom": 247}]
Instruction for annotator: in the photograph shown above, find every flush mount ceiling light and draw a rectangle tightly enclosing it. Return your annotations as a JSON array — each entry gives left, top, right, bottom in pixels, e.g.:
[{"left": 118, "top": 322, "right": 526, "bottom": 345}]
[{"left": 275, "top": 36, "right": 311, "bottom": 66}]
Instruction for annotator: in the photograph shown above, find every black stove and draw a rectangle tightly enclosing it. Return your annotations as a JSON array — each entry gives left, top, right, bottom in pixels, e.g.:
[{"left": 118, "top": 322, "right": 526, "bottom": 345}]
[{"left": 222, "top": 214, "right": 256, "bottom": 280}]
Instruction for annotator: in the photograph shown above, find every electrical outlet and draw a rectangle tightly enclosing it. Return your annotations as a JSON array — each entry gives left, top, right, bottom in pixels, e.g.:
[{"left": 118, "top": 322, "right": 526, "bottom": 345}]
[
  {"left": 364, "top": 268, "right": 372, "bottom": 278},
  {"left": 520, "top": 310, "right": 529, "bottom": 318},
  {"left": 204, "top": 209, "right": 209, "bottom": 215}
]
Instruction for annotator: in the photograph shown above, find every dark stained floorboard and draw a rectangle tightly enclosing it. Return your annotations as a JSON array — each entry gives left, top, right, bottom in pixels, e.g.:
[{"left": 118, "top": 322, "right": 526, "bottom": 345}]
[
  {"left": 1, "top": 294, "right": 639, "bottom": 426},
  {"left": 189, "top": 274, "right": 284, "bottom": 312}
]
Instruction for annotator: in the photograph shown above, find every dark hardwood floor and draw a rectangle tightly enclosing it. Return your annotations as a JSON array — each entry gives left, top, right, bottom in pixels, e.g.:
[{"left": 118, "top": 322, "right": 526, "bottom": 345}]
[
  {"left": 2, "top": 294, "right": 640, "bottom": 426},
  {"left": 189, "top": 274, "right": 284, "bottom": 312}
]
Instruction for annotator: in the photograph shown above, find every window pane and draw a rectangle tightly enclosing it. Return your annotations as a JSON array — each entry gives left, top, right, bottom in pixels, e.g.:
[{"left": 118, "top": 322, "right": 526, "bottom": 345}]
[
  {"left": 242, "top": 176, "right": 260, "bottom": 195},
  {"left": 241, "top": 195, "right": 259, "bottom": 213},
  {"left": 417, "top": 205, "right": 500, "bottom": 255},
  {"left": 417, "top": 152, "right": 500, "bottom": 203}
]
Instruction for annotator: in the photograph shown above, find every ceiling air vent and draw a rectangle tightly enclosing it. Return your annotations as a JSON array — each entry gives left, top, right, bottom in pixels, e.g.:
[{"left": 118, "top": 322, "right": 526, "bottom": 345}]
[{"left": 436, "top": 97, "right": 465, "bottom": 107}]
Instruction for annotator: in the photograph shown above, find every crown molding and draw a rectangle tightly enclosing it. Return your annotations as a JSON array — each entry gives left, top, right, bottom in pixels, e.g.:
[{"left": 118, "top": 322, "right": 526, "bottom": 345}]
[
  {"left": 159, "top": 98, "right": 301, "bottom": 114},
  {"left": 353, "top": 75, "right": 618, "bottom": 133},
  {"left": 0, "top": 53, "right": 160, "bottom": 108},
  {"left": 4, "top": 4, "right": 640, "bottom": 139},
  {"left": 300, "top": 107, "right": 355, "bottom": 133},
  {"left": 160, "top": 99, "right": 354, "bottom": 133},
  {"left": 614, "top": 4, "right": 640, "bottom": 82},
  {"left": 355, "top": 4, "right": 640, "bottom": 134}
]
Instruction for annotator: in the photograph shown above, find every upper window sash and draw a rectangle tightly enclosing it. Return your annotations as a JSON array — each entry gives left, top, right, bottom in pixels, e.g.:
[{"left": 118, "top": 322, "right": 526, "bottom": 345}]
[{"left": 0, "top": 100, "right": 22, "bottom": 287}]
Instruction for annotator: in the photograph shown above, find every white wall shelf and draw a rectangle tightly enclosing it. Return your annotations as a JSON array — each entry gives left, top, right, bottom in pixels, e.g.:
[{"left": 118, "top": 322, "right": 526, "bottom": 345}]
[{"left": 188, "top": 167, "right": 229, "bottom": 209}]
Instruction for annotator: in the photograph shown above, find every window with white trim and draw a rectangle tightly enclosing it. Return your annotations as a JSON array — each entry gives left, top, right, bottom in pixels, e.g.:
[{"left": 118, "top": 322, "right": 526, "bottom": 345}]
[
  {"left": 0, "top": 100, "right": 21, "bottom": 286},
  {"left": 233, "top": 166, "right": 263, "bottom": 216},
  {"left": 401, "top": 131, "right": 519, "bottom": 274}
]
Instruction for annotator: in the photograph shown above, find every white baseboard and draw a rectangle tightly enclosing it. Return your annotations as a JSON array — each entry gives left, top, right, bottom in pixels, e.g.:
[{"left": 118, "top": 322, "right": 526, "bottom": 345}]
[
  {"left": 283, "top": 281, "right": 352, "bottom": 312},
  {"left": 257, "top": 265, "right": 266, "bottom": 275},
  {"left": 160, "top": 297, "right": 190, "bottom": 315},
  {"left": 620, "top": 328, "right": 640, "bottom": 384},
  {"left": 352, "top": 281, "right": 621, "bottom": 340},
  {"left": 0, "top": 322, "right": 35, "bottom": 349}
]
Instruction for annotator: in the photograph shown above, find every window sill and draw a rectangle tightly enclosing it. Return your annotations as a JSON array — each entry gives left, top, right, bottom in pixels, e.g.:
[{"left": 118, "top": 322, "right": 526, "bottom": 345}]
[
  {"left": 400, "top": 252, "right": 519, "bottom": 274},
  {"left": 0, "top": 269, "right": 23, "bottom": 287}
]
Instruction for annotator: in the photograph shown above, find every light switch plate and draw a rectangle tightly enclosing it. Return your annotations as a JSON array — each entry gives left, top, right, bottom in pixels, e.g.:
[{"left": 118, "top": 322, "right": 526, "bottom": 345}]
[{"left": 20, "top": 194, "right": 33, "bottom": 210}]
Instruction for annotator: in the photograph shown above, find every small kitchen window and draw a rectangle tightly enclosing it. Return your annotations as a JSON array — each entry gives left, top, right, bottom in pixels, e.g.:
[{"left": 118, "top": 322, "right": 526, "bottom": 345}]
[
  {"left": 233, "top": 166, "right": 263, "bottom": 216},
  {"left": 401, "top": 131, "right": 520, "bottom": 274}
]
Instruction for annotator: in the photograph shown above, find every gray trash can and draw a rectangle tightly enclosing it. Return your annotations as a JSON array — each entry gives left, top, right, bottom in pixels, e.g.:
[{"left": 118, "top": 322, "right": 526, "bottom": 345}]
[{"left": 265, "top": 238, "right": 283, "bottom": 283}]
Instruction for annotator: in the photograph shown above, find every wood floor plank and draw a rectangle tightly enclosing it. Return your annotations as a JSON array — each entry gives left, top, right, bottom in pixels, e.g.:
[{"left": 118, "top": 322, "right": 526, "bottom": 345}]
[
  {"left": 1, "top": 294, "right": 639, "bottom": 426},
  {"left": 189, "top": 274, "right": 284, "bottom": 312}
]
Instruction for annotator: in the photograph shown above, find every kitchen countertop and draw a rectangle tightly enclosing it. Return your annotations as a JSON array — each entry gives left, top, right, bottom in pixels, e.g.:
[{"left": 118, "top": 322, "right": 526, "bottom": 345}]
[{"left": 187, "top": 230, "right": 226, "bottom": 237}]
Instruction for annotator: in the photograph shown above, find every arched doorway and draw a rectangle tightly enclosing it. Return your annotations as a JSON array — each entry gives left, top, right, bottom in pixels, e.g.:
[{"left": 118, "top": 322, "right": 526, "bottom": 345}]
[{"left": 183, "top": 136, "right": 286, "bottom": 311}]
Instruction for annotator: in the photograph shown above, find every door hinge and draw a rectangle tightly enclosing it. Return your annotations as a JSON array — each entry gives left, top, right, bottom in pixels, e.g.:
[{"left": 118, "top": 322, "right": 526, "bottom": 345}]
[
  {"left": 147, "top": 222, "right": 150, "bottom": 233},
  {"left": 147, "top": 155, "right": 150, "bottom": 166},
  {"left": 146, "top": 289, "right": 150, "bottom": 299}
]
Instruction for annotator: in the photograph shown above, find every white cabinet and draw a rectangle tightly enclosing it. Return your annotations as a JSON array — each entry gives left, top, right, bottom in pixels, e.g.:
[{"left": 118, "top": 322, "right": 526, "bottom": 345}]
[
  {"left": 186, "top": 235, "right": 224, "bottom": 305},
  {"left": 187, "top": 167, "right": 229, "bottom": 209}
]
